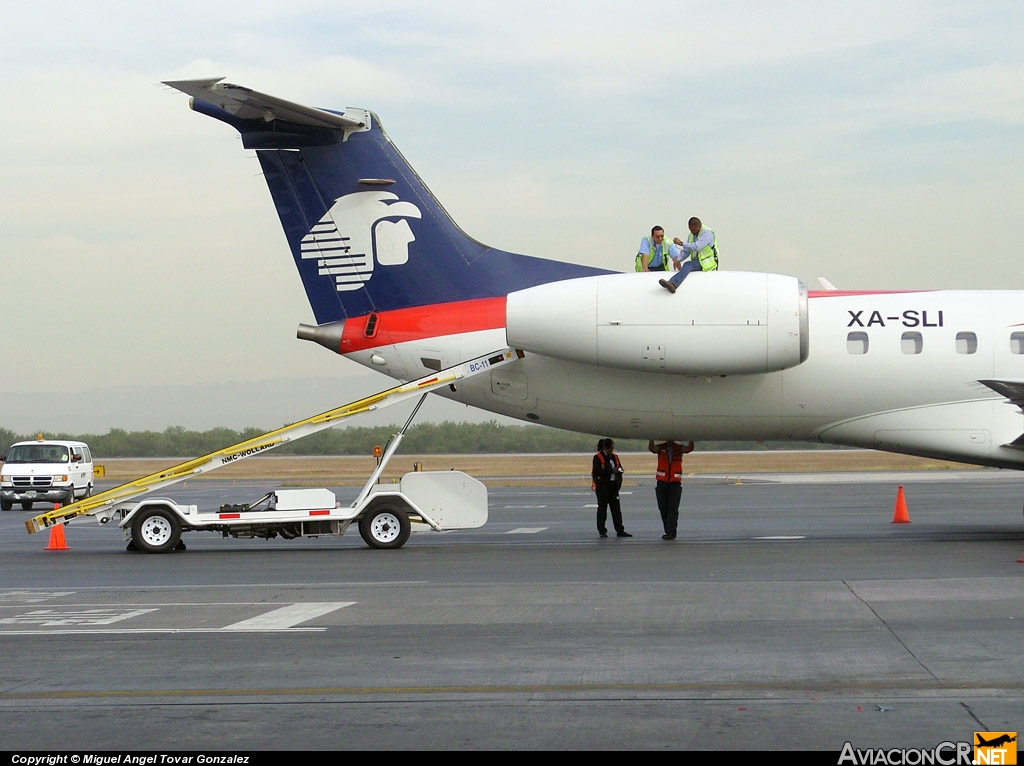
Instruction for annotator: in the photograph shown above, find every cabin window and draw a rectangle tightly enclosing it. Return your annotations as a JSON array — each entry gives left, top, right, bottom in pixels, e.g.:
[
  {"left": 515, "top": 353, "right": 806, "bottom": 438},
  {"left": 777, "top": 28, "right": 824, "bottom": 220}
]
[
  {"left": 1011, "top": 332, "right": 1024, "bottom": 354},
  {"left": 955, "top": 332, "right": 977, "bottom": 355},
  {"left": 901, "top": 332, "right": 923, "bottom": 355},
  {"left": 846, "top": 331, "right": 869, "bottom": 355}
]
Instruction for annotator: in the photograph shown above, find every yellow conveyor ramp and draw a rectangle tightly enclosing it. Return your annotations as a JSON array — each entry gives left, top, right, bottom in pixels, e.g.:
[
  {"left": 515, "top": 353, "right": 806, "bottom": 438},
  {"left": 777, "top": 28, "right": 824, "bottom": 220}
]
[{"left": 26, "top": 348, "right": 519, "bottom": 535}]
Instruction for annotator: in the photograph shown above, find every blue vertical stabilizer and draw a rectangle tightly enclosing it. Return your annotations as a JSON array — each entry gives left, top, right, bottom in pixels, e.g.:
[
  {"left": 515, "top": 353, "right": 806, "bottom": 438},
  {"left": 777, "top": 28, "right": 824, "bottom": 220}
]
[{"left": 166, "top": 79, "right": 607, "bottom": 324}]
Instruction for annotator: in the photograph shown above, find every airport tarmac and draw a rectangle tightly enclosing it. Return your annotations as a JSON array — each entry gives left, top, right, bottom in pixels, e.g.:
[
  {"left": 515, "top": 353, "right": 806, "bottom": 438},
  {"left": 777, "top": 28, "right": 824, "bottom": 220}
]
[{"left": 0, "top": 470, "right": 1022, "bottom": 751}]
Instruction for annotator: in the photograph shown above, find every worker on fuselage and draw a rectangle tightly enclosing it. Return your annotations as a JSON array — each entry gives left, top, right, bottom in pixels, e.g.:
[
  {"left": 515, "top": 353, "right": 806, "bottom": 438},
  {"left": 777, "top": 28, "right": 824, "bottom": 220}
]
[
  {"left": 636, "top": 226, "right": 674, "bottom": 272},
  {"left": 659, "top": 217, "right": 719, "bottom": 293}
]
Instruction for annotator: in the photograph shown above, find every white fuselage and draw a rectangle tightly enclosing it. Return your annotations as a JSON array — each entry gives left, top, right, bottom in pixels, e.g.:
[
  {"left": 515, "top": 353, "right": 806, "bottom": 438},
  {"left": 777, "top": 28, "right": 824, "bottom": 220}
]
[{"left": 341, "top": 273, "right": 1024, "bottom": 469}]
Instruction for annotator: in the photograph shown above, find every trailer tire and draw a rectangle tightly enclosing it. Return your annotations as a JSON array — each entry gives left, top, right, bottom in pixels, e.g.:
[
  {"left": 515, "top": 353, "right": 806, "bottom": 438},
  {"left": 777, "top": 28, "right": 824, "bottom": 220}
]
[
  {"left": 131, "top": 506, "right": 182, "bottom": 554},
  {"left": 359, "top": 504, "right": 411, "bottom": 549}
]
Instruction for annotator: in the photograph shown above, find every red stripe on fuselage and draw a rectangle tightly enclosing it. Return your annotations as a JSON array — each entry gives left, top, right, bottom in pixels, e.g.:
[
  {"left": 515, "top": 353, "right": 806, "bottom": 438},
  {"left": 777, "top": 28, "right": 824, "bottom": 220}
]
[
  {"left": 339, "top": 296, "right": 507, "bottom": 353},
  {"left": 335, "top": 291, "right": 936, "bottom": 354}
]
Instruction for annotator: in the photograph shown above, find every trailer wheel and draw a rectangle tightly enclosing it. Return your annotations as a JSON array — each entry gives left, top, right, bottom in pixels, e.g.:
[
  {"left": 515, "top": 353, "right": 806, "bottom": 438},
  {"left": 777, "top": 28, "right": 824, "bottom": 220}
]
[
  {"left": 131, "top": 506, "right": 182, "bottom": 554},
  {"left": 359, "top": 504, "right": 411, "bottom": 549}
]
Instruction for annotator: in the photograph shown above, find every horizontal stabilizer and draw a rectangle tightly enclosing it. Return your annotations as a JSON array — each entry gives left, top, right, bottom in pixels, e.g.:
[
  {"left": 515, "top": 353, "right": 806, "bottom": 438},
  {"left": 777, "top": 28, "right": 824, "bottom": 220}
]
[
  {"left": 166, "top": 77, "right": 605, "bottom": 323},
  {"left": 163, "top": 78, "right": 364, "bottom": 131}
]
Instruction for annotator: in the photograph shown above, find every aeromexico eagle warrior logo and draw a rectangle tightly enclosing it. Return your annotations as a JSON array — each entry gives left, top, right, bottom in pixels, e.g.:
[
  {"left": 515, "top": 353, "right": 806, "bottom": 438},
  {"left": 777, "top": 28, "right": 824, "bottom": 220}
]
[{"left": 299, "top": 191, "right": 422, "bottom": 292}]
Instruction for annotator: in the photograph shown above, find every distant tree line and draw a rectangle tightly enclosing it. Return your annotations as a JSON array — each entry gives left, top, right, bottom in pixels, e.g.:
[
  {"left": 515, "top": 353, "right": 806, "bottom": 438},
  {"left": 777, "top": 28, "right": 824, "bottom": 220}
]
[{"left": 0, "top": 423, "right": 834, "bottom": 458}]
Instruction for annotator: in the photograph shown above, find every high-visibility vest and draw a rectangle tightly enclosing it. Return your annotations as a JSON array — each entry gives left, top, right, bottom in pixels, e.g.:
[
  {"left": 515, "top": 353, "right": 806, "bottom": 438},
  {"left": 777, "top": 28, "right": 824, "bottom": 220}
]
[
  {"left": 638, "top": 237, "right": 670, "bottom": 271},
  {"left": 592, "top": 451, "right": 606, "bottom": 488},
  {"left": 593, "top": 451, "right": 623, "bottom": 486},
  {"left": 655, "top": 443, "right": 683, "bottom": 483},
  {"left": 686, "top": 228, "right": 719, "bottom": 272}
]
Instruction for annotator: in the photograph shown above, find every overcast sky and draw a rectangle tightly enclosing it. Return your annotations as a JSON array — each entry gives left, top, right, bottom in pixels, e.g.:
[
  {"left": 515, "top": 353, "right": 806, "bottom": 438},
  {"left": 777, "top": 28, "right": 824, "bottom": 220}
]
[{"left": 2, "top": 1, "right": 1023, "bottom": 430}]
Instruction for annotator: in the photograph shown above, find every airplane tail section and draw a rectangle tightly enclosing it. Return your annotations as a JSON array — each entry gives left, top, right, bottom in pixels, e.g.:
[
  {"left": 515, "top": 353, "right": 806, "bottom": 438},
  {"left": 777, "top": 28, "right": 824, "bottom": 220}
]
[{"left": 165, "top": 79, "right": 604, "bottom": 325}]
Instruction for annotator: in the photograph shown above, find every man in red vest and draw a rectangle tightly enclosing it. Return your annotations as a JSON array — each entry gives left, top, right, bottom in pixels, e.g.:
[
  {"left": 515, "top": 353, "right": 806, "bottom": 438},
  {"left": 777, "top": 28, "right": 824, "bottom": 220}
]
[{"left": 649, "top": 439, "right": 694, "bottom": 540}]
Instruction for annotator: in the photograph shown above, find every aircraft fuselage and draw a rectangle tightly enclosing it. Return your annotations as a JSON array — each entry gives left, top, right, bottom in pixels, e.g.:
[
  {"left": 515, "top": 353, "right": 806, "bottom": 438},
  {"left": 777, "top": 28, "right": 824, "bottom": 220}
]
[{"left": 342, "top": 280, "right": 1024, "bottom": 469}]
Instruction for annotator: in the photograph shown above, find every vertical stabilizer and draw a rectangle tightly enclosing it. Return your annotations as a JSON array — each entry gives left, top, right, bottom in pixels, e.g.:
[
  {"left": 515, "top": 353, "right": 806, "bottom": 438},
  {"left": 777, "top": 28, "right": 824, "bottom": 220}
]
[{"left": 165, "top": 79, "right": 605, "bottom": 325}]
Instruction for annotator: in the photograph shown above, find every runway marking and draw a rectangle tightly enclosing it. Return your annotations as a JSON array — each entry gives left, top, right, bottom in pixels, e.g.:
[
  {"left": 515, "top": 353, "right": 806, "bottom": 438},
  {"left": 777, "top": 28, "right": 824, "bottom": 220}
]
[
  {"left": 221, "top": 602, "right": 354, "bottom": 631},
  {"left": 0, "top": 591, "right": 76, "bottom": 603},
  {"left": 0, "top": 608, "right": 156, "bottom": 626},
  {"left": 505, "top": 528, "right": 547, "bottom": 534},
  {"left": 0, "top": 628, "right": 327, "bottom": 635},
  {"left": 754, "top": 536, "right": 806, "bottom": 541},
  {"left": 0, "top": 602, "right": 354, "bottom": 634},
  {"left": 501, "top": 505, "right": 547, "bottom": 509}
]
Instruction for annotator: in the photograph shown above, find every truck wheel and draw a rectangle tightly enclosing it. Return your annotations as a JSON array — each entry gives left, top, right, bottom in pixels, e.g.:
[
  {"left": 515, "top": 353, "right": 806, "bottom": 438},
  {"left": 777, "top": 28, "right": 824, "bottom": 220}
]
[
  {"left": 21, "top": 501, "right": 33, "bottom": 511},
  {"left": 131, "top": 506, "right": 182, "bottom": 554},
  {"left": 65, "top": 488, "right": 77, "bottom": 506},
  {"left": 0, "top": 498, "right": 11, "bottom": 511},
  {"left": 359, "top": 504, "right": 410, "bottom": 549}
]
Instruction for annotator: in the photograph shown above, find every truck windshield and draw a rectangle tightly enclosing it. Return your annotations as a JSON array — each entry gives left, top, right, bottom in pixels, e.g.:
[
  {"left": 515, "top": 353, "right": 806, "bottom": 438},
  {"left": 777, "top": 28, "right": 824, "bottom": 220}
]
[{"left": 4, "top": 445, "right": 70, "bottom": 463}]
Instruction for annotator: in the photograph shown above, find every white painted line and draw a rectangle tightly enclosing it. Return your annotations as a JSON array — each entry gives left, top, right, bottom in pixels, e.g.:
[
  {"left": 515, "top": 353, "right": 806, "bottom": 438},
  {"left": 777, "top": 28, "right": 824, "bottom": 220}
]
[
  {"left": 0, "top": 608, "right": 157, "bottom": 626},
  {"left": 0, "top": 628, "right": 327, "bottom": 635},
  {"left": 754, "top": 536, "right": 806, "bottom": 540},
  {"left": 0, "top": 591, "right": 76, "bottom": 603},
  {"left": 505, "top": 528, "right": 547, "bottom": 534},
  {"left": 221, "top": 602, "right": 354, "bottom": 631}
]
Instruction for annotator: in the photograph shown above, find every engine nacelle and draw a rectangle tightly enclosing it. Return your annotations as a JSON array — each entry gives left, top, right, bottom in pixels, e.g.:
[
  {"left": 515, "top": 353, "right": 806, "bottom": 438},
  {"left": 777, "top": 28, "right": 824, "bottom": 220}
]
[{"left": 506, "top": 271, "right": 808, "bottom": 375}]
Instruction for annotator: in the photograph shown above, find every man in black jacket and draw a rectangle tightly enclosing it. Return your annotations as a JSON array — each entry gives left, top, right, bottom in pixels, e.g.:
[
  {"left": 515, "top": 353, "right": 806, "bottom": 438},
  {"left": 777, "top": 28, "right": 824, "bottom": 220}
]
[{"left": 592, "top": 439, "right": 632, "bottom": 538}]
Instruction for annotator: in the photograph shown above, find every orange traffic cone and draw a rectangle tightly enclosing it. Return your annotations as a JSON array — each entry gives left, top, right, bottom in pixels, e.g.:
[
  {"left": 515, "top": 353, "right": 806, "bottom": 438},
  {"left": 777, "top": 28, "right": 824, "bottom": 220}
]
[
  {"left": 45, "top": 524, "right": 70, "bottom": 551},
  {"left": 892, "top": 485, "right": 910, "bottom": 524}
]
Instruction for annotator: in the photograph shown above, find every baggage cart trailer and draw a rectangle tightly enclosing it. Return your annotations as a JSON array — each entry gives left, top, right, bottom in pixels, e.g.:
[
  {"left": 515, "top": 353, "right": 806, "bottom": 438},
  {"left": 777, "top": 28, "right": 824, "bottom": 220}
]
[{"left": 25, "top": 349, "right": 518, "bottom": 552}]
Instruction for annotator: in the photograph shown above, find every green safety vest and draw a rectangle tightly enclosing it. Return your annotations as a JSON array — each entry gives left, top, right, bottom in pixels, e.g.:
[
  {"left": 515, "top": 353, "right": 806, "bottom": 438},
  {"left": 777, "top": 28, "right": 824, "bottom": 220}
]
[
  {"left": 687, "top": 228, "right": 719, "bottom": 272},
  {"left": 636, "top": 237, "right": 670, "bottom": 272}
]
